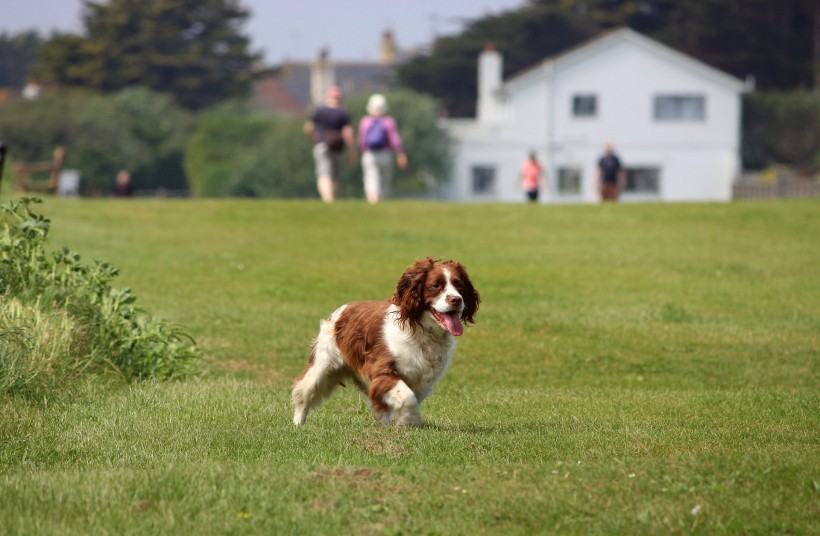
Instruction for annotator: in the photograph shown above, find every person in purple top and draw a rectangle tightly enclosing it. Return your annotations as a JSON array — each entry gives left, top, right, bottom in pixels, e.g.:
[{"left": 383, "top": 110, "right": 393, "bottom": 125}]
[
  {"left": 357, "top": 94, "right": 407, "bottom": 204},
  {"left": 304, "top": 86, "right": 356, "bottom": 203}
]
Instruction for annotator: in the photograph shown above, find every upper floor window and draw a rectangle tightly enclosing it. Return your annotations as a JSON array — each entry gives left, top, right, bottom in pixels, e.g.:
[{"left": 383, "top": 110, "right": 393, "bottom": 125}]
[
  {"left": 654, "top": 94, "right": 705, "bottom": 121},
  {"left": 572, "top": 94, "right": 597, "bottom": 117}
]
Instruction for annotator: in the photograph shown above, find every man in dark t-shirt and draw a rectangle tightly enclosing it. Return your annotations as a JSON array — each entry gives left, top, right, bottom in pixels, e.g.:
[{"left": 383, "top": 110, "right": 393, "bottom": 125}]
[
  {"left": 597, "top": 141, "right": 625, "bottom": 201},
  {"left": 310, "top": 106, "right": 350, "bottom": 149},
  {"left": 303, "top": 86, "right": 356, "bottom": 203}
]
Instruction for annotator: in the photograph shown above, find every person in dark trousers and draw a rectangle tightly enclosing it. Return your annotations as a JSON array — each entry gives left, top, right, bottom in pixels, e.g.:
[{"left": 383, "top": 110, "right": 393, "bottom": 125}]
[
  {"left": 597, "top": 141, "right": 625, "bottom": 202},
  {"left": 114, "top": 170, "right": 133, "bottom": 197},
  {"left": 519, "top": 151, "right": 544, "bottom": 202}
]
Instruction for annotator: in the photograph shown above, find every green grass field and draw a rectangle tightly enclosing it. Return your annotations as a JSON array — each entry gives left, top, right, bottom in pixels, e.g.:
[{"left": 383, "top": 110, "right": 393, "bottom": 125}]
[{"left": 1, "top": 197, "right": 818, "bottom": 534}]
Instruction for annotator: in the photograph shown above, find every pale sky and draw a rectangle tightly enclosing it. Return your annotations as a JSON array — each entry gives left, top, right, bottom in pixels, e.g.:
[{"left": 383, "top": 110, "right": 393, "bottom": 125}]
[{"left": 1, "top": 0, "right": 525, "bottom": 63}]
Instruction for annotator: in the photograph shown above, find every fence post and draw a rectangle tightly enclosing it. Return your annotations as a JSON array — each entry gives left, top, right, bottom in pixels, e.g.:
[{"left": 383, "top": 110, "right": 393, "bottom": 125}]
[{"left": 0, "top": 142, "right": 7, "bottom": 195}]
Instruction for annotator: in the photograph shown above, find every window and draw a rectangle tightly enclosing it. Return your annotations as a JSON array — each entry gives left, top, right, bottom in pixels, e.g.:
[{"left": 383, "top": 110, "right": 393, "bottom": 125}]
[
  {"left": 625, "top": 167, "right": 660, "bottom": 194},
  {"left": 572, "top": 94, "right": 597, "bottom": 117},
  {"left": 471, "top": 165, "right": 496, "bottom": 195},
  {"left": 557, "top": 167, "right": 582, "bottom": 195},
  {"left": 654, "top": 94, "right": 705, "bottom": 121}
]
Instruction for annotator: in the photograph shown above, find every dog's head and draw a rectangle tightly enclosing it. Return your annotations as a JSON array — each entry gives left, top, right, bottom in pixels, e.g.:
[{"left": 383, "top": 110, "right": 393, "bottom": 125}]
[{"left": 391, "top": 257, "right": 480, "bottom": 335}]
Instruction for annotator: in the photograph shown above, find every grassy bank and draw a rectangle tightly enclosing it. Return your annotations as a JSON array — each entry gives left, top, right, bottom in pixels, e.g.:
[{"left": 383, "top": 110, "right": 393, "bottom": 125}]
[{"left": 2, "top": 198, "right": 818, "bottom": 534}]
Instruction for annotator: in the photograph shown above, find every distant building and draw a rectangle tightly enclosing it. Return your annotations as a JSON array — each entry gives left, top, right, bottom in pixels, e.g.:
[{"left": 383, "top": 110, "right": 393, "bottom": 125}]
[
  {"left": 442, "top": 28, "right": 747, "bottom": 203},
  {"left": 251, "top": 32, "right": 400, "bottom": 115}
]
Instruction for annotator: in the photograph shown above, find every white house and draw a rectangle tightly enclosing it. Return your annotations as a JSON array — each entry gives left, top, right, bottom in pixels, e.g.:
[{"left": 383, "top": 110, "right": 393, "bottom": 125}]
[{"left": 441, "top": 28, "right": 747, "bottom": 203}]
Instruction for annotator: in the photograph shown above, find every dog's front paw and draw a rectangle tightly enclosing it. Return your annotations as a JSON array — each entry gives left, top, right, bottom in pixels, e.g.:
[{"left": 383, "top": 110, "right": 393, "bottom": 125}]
[
  {"left": 394, "top": 412, "right": 424, "bottom": 428},
  {"left": 372, "top": 409, "right": 392, "bottom": 426}
]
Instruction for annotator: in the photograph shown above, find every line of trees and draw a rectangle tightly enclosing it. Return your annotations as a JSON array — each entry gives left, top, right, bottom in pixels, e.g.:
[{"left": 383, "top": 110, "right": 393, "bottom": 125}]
[
  {"left": 0, "top": 1, "right": 450, "bottom": 196},
  {"left": 32, "top": 0, "right": 259, "bottom": 111},
  {"left": 0, "top": 86, "right": 450, "bottom": 197},
  {"left": 0, "top": 31, "right": 41, "bottom": 89},
  {"left": 1, "top": 0, "right": 818, "bottom": 193}
]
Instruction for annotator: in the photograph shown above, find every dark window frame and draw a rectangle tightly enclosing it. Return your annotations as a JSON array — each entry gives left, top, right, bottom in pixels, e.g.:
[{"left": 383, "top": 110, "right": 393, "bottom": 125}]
[
  {"left": 653, "top": 94, "right": 706, "bottom": 121},
  {"left": 572, "top": 94, "right": 598, "bottom": 118},
  {"left": 471, "top": 165, "right": 496, "bottom": 195},
  {"left": 557, "top": 167, "right": 583, "bottom": 195},
  {"left": 624, "top": 167, "right": 661, "bottom": 194}
]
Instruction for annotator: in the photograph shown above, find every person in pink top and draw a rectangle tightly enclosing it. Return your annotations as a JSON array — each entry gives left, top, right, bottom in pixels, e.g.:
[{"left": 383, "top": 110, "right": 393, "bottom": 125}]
[
  {"left": 357, "top": 94, "right": 407, "bottom": 204},
  {"left": 520, "top": 151, "right": 544, "bottom": 202}
]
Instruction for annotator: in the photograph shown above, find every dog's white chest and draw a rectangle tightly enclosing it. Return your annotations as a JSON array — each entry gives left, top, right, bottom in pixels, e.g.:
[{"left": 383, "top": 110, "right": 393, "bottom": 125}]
[{"left": 383, "top": 305, "right": 456, "bottom": 392}]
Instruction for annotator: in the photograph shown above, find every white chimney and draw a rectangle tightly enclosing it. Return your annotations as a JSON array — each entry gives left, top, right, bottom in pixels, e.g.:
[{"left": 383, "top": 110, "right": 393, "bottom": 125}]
[
  {"left": 478, "top": 43, "right": 503, "bottom": 122},
  {"left": 311, "top": 48, "right": 335, "bottom": 106}
]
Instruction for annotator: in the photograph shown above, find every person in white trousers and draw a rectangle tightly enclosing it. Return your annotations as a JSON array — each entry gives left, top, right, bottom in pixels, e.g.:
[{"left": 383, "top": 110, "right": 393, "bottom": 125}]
[{"left": 357, "top": 94, "right": 407, "bottom": 204}]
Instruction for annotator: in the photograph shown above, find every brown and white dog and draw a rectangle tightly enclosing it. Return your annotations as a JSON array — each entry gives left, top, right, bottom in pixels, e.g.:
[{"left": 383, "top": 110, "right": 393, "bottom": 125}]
[{"left": 292, "top": 258, "right": 480, "bottom": 427}]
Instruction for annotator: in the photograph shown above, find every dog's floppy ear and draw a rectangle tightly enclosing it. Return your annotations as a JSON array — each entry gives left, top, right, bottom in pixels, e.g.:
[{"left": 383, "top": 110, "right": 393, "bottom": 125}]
[
  {"left": 453, "top": 262, "right": 480, "bottom": 325},
  {"left": 392, "top": 257, "right": 434, "bottom": 328}
]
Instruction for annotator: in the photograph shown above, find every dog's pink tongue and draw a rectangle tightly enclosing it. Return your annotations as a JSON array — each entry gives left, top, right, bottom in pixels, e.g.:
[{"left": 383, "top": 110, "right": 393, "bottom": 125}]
[{"left": 443, "top": 312, "right": 464, "bottom": 336}]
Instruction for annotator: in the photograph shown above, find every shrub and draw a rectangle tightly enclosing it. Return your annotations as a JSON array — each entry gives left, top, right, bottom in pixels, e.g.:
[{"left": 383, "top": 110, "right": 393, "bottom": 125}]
[
  {"left": 0, "top": 88, "right": 191, "bottom": 193},
  {"left": 743, "top": 90, "right": 820, "bottom": 172},
  {"left": 0, "top": 198, "right": 198, "bottom": 399},
  {"left": 183, "top": 101, "right": 277, "bottom": 197},
  {"left": 68, "top": 95, "right": 151, "bottom": 191},
  {"left": 226, "top": 115, "right": 316, "bottom": 197},
  {"left": 107, "top": 87, "right": 192, "bottom": 191},
  {"left": 0, "top": 93, "right": 74, "bottom": 163}
]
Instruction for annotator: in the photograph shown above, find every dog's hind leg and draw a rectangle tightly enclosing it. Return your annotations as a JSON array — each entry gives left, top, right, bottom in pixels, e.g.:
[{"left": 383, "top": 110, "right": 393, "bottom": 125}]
[{"left": 292, "top": 318, "right": 345, "bottom": 425}]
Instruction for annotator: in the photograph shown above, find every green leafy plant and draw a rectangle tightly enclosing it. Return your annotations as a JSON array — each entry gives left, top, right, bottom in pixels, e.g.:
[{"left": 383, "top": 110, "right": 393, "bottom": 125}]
[{"left": 0, "top": 197, "right": 198, "bottom": 399}]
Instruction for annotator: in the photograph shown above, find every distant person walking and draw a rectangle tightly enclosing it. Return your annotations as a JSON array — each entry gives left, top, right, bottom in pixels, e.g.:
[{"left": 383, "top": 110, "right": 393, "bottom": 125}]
[
  {"left": 597, "top": 141, "right": 625, "bottom": 201},
  {"left": 113, "top": 170, "right": 133, "bottom": 197},
  {"left": 520, "top": 151, "right": 544, "bottom": 202},
  {"left": 304, "top": 86, "right": 356, "bottom": 203},
  {"left": 357, "top": 94, "right": 407, "bottom": 204}
]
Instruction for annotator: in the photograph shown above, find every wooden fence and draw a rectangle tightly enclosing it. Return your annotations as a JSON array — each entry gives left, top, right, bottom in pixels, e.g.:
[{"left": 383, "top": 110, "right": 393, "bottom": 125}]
[{"left": 733, "top": 175, "right": 820, "bottom": 200}]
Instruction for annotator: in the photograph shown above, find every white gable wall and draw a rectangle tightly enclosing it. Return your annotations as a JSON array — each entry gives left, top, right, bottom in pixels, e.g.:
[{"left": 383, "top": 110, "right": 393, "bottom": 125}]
[
  {"left": 549, "top": 38, "right": 740, "bottom": 202},
  {"left": 443, "top": 121, "right": 525, "bottom": 202},
  {"left": 443, "top": 29, "right": 743, "bottom": 204},
  {"left": 445, "top": 65, "right": 553, "bottom": 203}
]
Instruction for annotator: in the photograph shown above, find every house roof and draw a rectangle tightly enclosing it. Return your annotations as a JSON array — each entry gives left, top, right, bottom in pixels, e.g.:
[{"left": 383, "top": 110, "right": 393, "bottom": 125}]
[
  {"left": 251, "top": 60, "right": 397, "bottom": 115},
  {"left": 250, "top": 76, "right": 305, "bottom": 116},
  {"left": 505, "top": 27, "right": 746, "bottom": 93},
  {"left": 334, "top": 62, "right": 398, "bottom": 99}
]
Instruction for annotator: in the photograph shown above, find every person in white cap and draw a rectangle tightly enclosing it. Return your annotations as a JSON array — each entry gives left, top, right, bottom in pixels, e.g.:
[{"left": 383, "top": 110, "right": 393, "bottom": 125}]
[
  {"left": 304, "top": 86, "right": 356, "bottom": 203},
  {"left": 356, "top": 93, "right": 407, "bottom": 204}
]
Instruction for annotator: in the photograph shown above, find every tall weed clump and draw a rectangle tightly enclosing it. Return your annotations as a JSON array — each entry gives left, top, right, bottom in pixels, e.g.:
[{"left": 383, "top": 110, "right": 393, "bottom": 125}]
[{"left": 0, "top": 198, "right": 198, "bottom": 399}]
